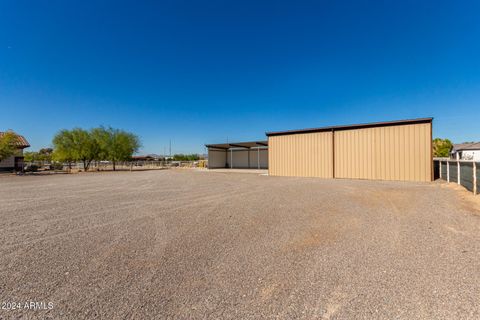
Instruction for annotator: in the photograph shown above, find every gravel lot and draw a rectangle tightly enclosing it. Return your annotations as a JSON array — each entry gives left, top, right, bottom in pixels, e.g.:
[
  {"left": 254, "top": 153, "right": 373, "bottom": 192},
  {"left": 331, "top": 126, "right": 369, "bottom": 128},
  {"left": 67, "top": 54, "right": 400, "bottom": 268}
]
[{"left": 1, "top": 169, "right": 480, "bottom": 319}]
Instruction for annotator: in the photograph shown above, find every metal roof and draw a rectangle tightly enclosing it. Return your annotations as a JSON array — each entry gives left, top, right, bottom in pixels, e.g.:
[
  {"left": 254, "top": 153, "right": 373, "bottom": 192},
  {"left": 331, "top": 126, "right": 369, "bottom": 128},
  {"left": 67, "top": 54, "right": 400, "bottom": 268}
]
[
  {"left": 453, "top": 142, "right": 480, "bottom": 151},
  {"left": 0, "top": 131, "right": 30, "bottom": 148},
  {"left": 206, "top": 140, "right": 268, "bottom": 149},
  {"left": 266, "top": 117, "right": 433, "bottom": 137}
]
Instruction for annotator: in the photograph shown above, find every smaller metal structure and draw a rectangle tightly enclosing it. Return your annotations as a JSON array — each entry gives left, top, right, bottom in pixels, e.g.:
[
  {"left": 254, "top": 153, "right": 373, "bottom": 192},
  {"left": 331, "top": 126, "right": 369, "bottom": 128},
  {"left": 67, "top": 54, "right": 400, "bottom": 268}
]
[{"left": 206, "top": 141, "right": 268, "bottom": 169}]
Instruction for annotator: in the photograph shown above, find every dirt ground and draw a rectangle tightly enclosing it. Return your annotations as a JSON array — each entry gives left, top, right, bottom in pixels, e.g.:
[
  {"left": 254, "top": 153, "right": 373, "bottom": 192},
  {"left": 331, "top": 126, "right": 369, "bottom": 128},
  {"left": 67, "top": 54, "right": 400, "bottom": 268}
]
[{"left": 1, "top": 169, "right": 479, "bottom": 319}]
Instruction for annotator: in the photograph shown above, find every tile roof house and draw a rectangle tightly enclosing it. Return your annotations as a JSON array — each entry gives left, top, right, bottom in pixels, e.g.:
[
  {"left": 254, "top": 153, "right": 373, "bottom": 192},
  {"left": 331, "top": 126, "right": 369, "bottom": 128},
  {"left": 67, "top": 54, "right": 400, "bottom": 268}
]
[
  {"left": 0, "top": 131, "right": 30, "bottom": 171},
  {"left": 451, "top": 142, "right": 480, "bottom": 161}
]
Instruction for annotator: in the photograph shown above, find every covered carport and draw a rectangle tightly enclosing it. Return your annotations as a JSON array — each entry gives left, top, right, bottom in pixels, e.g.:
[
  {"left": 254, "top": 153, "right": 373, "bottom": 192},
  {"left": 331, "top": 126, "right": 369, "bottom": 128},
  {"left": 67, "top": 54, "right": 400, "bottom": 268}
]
[{"left": 206, "top": 141, "right": 268, "bottom": 169}]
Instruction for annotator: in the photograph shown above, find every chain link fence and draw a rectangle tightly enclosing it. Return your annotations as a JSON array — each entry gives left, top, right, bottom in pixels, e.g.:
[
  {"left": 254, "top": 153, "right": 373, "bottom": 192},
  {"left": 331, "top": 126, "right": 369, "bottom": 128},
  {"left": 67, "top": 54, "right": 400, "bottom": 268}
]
[{"left": 434, "top": 158, "right": 478, "bottom": 195}]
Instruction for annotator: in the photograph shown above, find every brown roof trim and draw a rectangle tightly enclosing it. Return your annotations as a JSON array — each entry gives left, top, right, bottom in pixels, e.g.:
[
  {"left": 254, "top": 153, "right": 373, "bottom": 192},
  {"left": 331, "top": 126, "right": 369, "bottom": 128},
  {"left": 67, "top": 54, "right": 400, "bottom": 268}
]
[
  {"left": 266, "top": 117, "right": 433, "bottom": 137},
  {"left": 205, "top": 140, "right": 268, "bottom": 149},
  {"left": 0, "top": 132, "right": 30, "bottom": 148},
  {"left": 453, "top": 142, "right": 480, "bottom": 151}
]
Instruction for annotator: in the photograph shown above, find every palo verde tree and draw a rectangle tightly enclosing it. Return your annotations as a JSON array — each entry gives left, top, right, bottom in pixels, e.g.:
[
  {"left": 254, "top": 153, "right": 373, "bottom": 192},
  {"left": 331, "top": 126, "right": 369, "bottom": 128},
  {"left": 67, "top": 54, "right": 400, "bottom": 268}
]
[
  {"left": 71, "top": 128, "right": 100, "bottom": 171},
  {"left": 24, "top": 148, "right": 54, "bottom": 163},
  {"left": 53, "top": 127, "right": 140, "bottom": 171},
  {"left": 433, "top": 138, "right": 453, "bottom": 157},
  {"left": 52, "top": 128, "right": 99, "bottom": 170},
  {"left": 0, "top": 131, "right": 19, "bottom": 161},
  {"left": 52, "top": 129, "right": 76, "bottom": 169},
  {"left": 93, "top": 127, "right": 140, "bottom": 171}
]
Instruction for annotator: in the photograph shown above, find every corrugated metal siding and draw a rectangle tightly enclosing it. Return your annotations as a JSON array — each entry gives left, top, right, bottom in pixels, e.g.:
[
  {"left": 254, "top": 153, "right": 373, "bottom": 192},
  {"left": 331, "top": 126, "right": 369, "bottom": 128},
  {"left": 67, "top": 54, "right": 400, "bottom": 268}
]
[
  {"left": 269, "top": 132, "right": 333, "bottom": 178},
  {"left": 449, "top": 162, "right": 458, "bottom": 183},
  {"left": 334, "top": 123, "right": 431, "bottom": 182},
  {"left": 441, "top": 162, "right": 447, "bottom": 179},
  {"left": 208, "top": 150, "right": 227, "bottom": 168},
  {"left": 248, "top": 149, "right": 268, "bottom": 169},
  {"left": 229, "top": 150, "right": 249, "bottom": 168},
  {"left": 269, "top": 122, "right": 432, "bottom": 182},
  {"left": 209, "top": 149, "right": 268, "bottom": 169},
  {"left": 459, "top": 162, "right": 474, "bottom": 192}
]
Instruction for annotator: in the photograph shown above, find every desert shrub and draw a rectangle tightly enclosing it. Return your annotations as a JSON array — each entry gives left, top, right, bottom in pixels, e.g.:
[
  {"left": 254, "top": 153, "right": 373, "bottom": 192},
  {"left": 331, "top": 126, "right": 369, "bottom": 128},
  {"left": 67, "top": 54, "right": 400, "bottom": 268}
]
[
  {"left": 51, "top": 162, "right": 64, "bottom": 170},
  {"left": 25, "top": 164, "right": 39, "bottom": 172}
]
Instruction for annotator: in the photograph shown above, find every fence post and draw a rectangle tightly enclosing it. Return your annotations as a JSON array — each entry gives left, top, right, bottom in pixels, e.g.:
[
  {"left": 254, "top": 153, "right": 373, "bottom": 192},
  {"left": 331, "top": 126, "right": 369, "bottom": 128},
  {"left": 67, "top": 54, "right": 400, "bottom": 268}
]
[
  {"left": 457, "top": 160, "right": 461, "bottom": 185},
  {"left": 439, "top": 160, "right": 442, "bottom": 179},
  {"left": 447, "top": 161, "right": 450, "bottom": 183},
  {"left": 474, "top": 162, "right": 477, "bottom": 195}
]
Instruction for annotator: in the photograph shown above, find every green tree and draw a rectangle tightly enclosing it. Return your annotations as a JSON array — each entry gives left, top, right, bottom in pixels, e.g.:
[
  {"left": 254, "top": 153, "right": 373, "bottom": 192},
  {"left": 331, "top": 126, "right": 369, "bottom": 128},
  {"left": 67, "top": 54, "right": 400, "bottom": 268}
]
[
  {"left": 71, "top": 128, "right": 99, "bottom": 171},
  {"left": 0, "top": 131, "right": 19, "bottom": 161},
  {"left": 52, "top": 128, "right": 99, "bottom": 170},
  {"left": 173, "top": 154, "right": 200, "bottom": 161},
  {"left": 38, "top": 148, "right": 53, "bottom": 162},
  {"left": 25, "top": 148, "right": 54, "bottom": 163},
  {"left": 91, "top": 127, "right": 110, "bottom": 161},
  {"left": 93, "top": 127, "right": 140, "bottom": 171},
  {"left": 52, "top": 129, "right": 76, "bottom": 169},
  {"left": 433, "top": 138, "right": 453, "bottom": 157},
  {"left": 24, "top": 151, "right": 39, "bottom": 162}
]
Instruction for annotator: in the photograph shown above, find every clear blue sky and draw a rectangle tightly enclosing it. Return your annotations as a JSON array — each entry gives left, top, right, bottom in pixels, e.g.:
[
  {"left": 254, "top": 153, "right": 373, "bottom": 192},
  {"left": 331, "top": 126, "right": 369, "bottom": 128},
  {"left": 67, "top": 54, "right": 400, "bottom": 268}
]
[{"left": 1, "top": 0, "right": 479, "bottom": 154}]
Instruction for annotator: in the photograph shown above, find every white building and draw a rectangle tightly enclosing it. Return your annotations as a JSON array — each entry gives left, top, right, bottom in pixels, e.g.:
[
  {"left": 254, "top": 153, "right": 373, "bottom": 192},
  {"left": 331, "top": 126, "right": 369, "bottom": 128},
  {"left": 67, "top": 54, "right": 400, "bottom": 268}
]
[{"left": 451, "top": 142, "right": 480, "bottom": 161}]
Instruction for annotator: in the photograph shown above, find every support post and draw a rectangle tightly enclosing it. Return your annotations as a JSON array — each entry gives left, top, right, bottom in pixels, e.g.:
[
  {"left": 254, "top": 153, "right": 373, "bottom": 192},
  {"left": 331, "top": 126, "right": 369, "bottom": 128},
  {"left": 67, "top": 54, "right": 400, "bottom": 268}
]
[
  {"left": 230, "top": 149, "right": 233, "bottom": 169},
  {"left": 257, "top": 148, "right": 260, "bottom": 169},
  {"left": 447, "top": 161, "right": 450, "bottom": 183},
  {"left": 457, "top": 160, "right": 461, "bottom": 185},
  {"left": 439, "top": 160, "right": 442, "bottom": 179},
  {"left": 474, "top": 162, "right": 477, "bottom": 195}
]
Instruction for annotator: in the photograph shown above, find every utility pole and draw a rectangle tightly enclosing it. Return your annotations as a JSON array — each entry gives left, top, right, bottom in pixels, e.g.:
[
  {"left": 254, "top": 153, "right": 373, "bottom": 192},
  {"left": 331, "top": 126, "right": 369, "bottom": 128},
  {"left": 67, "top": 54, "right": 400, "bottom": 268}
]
[{"left": 169, "top": 140, "right": 172, "bottom": 157}]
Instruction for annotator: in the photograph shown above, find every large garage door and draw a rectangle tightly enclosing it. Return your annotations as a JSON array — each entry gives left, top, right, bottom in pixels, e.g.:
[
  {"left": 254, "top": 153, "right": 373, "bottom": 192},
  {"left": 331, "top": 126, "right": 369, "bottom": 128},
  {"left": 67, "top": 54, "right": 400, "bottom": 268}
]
[
  {"left": 334, "top": 123, "right": 431, "bottom": 181},
  {"left": 269, "top": 131, "right": 333, "bottom": 178}
]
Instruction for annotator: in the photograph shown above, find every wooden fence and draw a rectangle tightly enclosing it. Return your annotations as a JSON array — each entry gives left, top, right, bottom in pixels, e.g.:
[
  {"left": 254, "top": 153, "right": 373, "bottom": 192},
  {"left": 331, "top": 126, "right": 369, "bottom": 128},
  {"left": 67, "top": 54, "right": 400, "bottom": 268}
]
[{"left": 434, "top": 158, "right": 478, "bottom": 195}]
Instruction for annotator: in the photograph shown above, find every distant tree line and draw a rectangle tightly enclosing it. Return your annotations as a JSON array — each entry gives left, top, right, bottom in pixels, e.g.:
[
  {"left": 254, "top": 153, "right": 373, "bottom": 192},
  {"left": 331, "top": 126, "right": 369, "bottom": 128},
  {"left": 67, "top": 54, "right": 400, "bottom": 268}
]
[
  {"left": 24, "top": 148, "right": 53, "bottom": 163},
  {"left": 52, "top": 127, "right": 140, "bottom": 171},
  {"left": 172, "top": 154, "right": 201, "bottom": 161},
  {"left": 2, "top": 128, "right": 460, "bottom": 172}
]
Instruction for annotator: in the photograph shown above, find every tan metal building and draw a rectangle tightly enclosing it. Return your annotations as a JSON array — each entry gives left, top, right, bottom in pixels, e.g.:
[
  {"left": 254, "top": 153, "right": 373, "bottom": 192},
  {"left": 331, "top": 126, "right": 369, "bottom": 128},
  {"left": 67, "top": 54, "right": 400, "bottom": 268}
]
[{"left": 267, "top": 118, "right": 433, "bottom": 182}]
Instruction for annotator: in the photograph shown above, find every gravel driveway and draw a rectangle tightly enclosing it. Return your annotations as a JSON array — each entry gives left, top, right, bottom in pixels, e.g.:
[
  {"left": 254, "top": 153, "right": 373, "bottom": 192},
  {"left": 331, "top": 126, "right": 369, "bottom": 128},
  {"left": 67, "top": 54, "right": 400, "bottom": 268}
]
[{"left": 1, "top": 169, "right": 479, "bottom": 319}]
